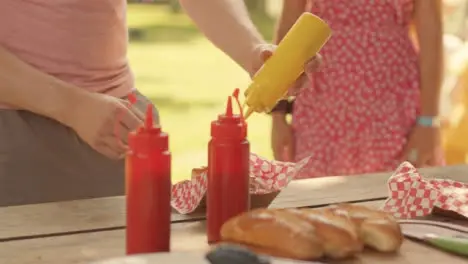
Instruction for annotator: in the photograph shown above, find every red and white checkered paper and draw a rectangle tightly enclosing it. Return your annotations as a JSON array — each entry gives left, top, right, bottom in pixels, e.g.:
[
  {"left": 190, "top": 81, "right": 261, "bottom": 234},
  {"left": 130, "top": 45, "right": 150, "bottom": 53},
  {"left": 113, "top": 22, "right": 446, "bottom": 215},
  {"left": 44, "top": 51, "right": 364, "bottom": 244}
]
[
  {"left": 170, "top": 153, "right": 310, "bottom": 214},
  {"left": 382, "top": 161, "right": 468, "bottom": 219}
]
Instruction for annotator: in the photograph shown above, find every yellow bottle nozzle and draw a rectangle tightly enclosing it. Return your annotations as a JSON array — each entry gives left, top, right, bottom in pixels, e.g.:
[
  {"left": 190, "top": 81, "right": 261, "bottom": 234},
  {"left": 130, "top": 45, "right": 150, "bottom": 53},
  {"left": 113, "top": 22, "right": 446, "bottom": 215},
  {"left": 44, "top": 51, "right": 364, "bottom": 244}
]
[{"left": 243, "top": 12, "right": 331, "bottom": 118}]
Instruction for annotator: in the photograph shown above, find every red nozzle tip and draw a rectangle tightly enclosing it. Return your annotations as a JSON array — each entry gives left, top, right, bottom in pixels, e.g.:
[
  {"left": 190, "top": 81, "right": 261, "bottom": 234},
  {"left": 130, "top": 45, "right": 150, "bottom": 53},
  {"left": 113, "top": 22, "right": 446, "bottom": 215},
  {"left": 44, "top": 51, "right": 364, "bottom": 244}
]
[
  {"left": 225, "top": 96, "right": 233, "bottom": 117},
  {"left": 145, "top": 104, "right": 153, "bottom": 129},
  {"left": 232, "top": 88, "right": 240, "bottom": 99}
]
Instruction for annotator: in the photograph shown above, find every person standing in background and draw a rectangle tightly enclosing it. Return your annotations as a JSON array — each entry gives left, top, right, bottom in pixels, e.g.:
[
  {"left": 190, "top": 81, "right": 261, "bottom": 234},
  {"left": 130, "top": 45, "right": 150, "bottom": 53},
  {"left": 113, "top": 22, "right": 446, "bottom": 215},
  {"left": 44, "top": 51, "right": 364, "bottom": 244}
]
[{"left": 271, "top": 0, "right": 444, "bottom": 178}]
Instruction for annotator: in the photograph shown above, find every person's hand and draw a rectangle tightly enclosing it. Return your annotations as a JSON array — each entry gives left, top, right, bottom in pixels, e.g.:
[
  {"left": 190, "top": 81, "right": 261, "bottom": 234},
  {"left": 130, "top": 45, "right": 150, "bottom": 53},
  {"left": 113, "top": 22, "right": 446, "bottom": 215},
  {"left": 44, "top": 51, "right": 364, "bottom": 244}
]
[
  {"left": 271, "top": 113, "right": 295, "bottom": 161},
  {"left": 65, "top": 93, "right": 144, "bottom": 160},
  {"left": 250, "top": 44, "right": 322, "bottom": 93},
  {"left": 402, "top": 125, "right": 443, "bottom": 167}
]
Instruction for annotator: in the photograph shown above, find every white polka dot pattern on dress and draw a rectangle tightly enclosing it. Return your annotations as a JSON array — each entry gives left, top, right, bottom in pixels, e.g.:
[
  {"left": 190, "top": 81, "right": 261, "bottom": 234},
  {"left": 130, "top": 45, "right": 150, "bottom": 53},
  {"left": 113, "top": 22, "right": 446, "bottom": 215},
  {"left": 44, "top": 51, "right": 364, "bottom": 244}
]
[{"left": 292, "top": 0, "right": 442, "bottom": 178}]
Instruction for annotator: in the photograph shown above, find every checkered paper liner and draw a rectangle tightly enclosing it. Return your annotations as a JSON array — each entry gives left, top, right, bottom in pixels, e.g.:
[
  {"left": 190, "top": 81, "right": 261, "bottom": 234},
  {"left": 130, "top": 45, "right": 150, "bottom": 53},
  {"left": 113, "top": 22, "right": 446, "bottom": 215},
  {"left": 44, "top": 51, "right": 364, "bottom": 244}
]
[
  {"left": 170, "top": 153, "right": 310, "bottom": 214},
  {"left": 382, "top": 162, "right": 468, "bottom": 219}
]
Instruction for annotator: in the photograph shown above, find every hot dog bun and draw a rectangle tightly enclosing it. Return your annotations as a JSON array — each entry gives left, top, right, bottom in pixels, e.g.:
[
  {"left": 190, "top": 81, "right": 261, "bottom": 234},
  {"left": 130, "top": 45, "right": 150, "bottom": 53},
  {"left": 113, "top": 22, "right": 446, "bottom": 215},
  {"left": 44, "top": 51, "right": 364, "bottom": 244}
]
[
  {"left": 220, "top": 205, "right": 403, "bottom": 261},
  {"left": 329, "top": 203, "right": 403, "bottom": 252},
  {"left": 285, "top": 208, "right": 363, "bottom": 259},
  {"left": 220, "top": 208, "right": 324, "bottom": 260}
]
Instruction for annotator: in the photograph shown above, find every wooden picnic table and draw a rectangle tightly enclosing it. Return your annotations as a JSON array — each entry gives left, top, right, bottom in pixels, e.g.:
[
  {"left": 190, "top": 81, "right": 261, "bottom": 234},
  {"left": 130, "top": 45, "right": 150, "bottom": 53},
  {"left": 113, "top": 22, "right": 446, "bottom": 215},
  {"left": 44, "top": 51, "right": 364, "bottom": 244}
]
[{"left": 0, "top": 165, "right": 467, "bottom": 264}]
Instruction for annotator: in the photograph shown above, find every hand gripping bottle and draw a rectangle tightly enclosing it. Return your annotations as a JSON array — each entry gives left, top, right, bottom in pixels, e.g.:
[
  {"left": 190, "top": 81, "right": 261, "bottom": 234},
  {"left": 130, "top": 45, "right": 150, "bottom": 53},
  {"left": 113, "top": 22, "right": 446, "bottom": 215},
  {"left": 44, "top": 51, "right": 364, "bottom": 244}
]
[
  {"left": 126, "top": 105, "right": 172, "bottom": 254},
  {"left": 207, "top": 95, "right": 250, "bottom": 244},
  {"left": 244, "top": 13, "right": 331, "bottom": 118}
]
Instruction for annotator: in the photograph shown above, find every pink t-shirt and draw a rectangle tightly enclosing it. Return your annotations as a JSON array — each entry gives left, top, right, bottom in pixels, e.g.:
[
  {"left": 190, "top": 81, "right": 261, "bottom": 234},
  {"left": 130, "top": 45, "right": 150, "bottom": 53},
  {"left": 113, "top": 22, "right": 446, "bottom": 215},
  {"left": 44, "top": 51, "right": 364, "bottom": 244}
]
[{"left": 0, "top": 0, "right": 133, "bottom": 108}]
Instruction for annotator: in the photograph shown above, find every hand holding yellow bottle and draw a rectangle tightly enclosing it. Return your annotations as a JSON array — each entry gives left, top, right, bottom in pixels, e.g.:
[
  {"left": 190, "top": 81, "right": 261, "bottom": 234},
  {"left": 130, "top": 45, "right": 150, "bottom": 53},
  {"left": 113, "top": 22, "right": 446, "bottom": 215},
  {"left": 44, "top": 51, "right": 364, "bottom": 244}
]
[{"left": 244, "top": 13, "right": 331, "bottom": 118}]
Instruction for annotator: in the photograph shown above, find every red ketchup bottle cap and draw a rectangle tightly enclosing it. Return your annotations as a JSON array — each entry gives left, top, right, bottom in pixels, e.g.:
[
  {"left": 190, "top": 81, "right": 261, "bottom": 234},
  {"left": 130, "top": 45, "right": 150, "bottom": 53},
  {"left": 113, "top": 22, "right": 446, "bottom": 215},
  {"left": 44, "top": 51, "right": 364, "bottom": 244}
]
[
  {"left": 128, "top": 105, "right": 168, "bottom": 153},
  {"left": 211, "top": 96, "right": 247, "bottom": 139}
]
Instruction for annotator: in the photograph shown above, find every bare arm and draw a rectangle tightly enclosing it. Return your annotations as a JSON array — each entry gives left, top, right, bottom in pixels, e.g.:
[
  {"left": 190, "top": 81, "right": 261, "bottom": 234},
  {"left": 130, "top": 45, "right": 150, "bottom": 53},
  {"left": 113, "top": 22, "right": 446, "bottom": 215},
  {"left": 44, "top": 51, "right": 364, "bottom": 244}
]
[
  {"left": 414, "top": 0, "right": 444, "bottom": 116},
  {"left": 0, "top": 46, "right": 86, "bottom": 125},
  {"left": 274, "top": 0, "right": 308, "bottom": 44},
  {"left": 178, "top": 0, "right": 266, "bottom": 72}
]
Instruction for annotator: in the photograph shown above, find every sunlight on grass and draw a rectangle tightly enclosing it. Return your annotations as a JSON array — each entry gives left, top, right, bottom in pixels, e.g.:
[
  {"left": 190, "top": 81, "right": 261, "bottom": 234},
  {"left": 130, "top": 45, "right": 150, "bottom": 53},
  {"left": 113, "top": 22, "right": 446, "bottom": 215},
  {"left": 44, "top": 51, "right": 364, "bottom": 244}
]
[{"left": 127, "top": 4, "right": 273, "bottom": 181}]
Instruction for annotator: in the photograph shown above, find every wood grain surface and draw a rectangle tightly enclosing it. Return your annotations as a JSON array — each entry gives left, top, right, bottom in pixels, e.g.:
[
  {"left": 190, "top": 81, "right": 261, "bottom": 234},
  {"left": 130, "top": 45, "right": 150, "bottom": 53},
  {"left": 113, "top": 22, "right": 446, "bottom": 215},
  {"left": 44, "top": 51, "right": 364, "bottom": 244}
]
[
  {"left": 0, "top": 201, "right": 466, "bottom": 264},
  {"left": 1, "top": 165, "right": 467, "bottom": 241}
]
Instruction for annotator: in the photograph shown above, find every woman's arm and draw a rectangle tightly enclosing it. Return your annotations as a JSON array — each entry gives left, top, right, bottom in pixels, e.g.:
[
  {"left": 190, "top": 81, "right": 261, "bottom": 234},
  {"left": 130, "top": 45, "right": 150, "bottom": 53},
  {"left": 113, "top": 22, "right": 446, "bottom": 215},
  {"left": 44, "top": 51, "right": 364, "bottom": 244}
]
[
  {"left": 0, "top": 46, "right": 87, "bottom": 124},
  {"left": 178, "top": 0, "right": 266, "bottom": 72},
  {"left": 274, "top": 0, "right": 308, "bottom": 44},
  {"left": 414, "top": 0, "right": 444, "bottom": 116}
]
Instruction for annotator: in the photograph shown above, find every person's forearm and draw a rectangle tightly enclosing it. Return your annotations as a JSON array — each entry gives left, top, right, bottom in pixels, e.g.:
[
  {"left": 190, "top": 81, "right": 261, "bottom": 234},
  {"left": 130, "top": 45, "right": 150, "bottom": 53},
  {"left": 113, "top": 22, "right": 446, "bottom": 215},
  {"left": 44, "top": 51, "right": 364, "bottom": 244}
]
[
  {"left": 179, "top": 0, "right": 266, "bottom": 72},
  {"left": 274, "top": 0, "right": 307, "bottom": 44},
  {"left": 0, "top": 45, "right": 87, "bottom": 124},
  {"left": 414, "top": 0, "right": 443, "bottom": 116}
]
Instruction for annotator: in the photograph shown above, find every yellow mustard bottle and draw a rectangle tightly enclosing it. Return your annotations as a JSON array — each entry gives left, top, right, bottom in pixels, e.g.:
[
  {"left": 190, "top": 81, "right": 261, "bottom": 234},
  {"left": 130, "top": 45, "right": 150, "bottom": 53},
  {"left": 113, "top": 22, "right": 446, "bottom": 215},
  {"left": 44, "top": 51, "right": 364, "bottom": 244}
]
[{"left": 244, "top": 13, "right": 331, "bottom": 118}]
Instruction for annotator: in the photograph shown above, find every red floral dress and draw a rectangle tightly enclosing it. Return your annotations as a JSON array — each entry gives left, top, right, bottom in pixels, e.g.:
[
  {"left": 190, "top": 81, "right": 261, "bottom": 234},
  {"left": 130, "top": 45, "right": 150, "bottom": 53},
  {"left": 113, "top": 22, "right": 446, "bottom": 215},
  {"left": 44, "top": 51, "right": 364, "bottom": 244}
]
[{"left": 293, "top": 0, "right": 426, "bottom": 178}]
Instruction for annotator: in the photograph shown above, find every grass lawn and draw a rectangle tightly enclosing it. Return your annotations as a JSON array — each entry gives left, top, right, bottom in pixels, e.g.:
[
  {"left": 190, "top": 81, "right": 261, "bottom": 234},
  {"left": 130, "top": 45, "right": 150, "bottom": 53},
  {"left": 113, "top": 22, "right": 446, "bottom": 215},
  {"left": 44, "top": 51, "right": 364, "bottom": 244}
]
[{"left": 127, "top": 4, "right": 276, "bottom": 182}]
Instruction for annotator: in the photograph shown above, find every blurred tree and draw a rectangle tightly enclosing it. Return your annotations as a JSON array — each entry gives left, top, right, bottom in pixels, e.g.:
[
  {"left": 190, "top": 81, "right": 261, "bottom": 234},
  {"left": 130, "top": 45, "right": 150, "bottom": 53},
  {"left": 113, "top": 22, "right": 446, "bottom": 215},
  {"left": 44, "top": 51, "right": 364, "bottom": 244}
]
[
  {"left": 245, "top": 0, "right": 267, "bottom": 15},
  {"left": 169, "top": 0, "right": 182, "bottom": 13}
]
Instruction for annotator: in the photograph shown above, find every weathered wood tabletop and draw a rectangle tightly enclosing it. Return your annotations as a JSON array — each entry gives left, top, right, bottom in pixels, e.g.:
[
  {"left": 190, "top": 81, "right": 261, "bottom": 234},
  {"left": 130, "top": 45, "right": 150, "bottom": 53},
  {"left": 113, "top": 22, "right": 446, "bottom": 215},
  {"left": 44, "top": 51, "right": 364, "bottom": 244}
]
[{"left": 0, "top": 165, "right": 467, "bottom": 264}]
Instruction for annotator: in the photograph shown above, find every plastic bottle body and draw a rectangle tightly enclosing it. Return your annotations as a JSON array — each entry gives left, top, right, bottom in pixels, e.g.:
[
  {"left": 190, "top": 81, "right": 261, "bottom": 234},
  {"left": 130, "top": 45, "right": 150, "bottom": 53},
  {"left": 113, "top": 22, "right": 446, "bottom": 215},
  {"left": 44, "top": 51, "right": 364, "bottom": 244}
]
[
  {"left": 207, "top": 136, "right": 250, "bottom": 244},
  {"left": 126, "top": 124, "right": 172, "bottom": 254}
]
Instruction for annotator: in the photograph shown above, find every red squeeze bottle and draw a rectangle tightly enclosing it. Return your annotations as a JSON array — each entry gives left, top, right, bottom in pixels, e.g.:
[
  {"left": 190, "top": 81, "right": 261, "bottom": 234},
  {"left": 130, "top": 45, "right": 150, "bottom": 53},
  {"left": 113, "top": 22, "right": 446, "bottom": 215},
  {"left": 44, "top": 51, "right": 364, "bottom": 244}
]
[
  {"left": 126, "top": 104, "right": 171, "bottom": 255},
  {"left": 207, "top": 95, "right": 250, "bottom": 244}
]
